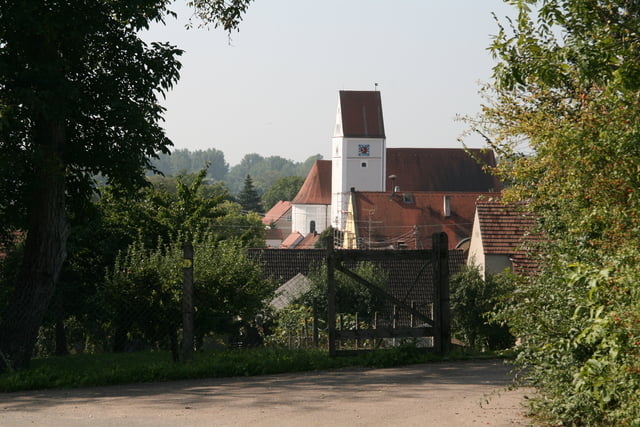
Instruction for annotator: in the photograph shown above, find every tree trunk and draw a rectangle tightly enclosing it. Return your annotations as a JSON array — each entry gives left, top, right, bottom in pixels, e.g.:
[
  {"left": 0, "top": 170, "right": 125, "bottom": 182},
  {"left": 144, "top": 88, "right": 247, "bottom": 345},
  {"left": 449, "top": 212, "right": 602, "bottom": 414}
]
[{"left": 0, "top": 118, "right": 68, "bottom": 371}]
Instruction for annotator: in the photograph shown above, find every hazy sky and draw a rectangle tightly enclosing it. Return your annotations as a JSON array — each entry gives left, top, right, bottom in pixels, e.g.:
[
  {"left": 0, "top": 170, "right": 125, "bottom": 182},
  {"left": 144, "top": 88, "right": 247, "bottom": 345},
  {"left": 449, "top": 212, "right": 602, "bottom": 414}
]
[{"left": 144, "top": 1, "right": 516, "bottom": 166}]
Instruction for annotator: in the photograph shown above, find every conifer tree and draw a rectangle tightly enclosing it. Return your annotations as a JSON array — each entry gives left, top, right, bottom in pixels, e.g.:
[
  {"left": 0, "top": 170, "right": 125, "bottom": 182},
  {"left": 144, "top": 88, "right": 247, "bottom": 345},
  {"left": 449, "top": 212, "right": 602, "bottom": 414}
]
[{"left": 238, "top": 175, "right": 262, "bottom": 213}]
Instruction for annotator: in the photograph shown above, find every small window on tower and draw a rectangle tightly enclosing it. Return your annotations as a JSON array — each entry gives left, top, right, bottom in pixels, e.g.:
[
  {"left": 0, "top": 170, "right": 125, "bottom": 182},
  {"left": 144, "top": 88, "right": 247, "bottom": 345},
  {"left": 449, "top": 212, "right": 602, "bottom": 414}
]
[{"left": 361, "top": 162, "right": 367, "bottom": 168}]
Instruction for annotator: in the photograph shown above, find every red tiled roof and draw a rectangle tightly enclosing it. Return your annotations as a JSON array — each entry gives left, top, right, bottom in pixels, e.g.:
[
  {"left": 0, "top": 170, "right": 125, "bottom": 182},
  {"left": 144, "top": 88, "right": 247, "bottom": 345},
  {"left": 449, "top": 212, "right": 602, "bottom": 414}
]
[
  {"left": 262, "top": 200, "right": 291, "bottom": 225},
  {"left": 351, "top": 191, "right": 495, "bottom": 250},
  {"left": 339, "top": 91, "right": 385, "bottom": 138},
  {"left": 385, "top": 148, "right": 501, "bottom": 193},
  {"left": 291, "top": 160, "right": 332, "bottom": 205},
  {"left": 280, "top": 232, "right": 304, "bottom": 249}
]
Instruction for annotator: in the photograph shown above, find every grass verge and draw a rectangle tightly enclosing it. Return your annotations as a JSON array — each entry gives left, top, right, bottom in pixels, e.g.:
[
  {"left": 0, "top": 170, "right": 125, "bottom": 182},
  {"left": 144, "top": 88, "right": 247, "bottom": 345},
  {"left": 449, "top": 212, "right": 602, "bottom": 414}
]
[{"left": 0, "top": 345, "right": 509, "bottom": 393}]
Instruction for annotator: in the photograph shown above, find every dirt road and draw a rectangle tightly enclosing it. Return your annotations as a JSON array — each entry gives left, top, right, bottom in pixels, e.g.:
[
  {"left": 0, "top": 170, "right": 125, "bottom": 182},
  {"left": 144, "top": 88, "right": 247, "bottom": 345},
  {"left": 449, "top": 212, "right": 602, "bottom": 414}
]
[{"left": 0, "top": 360, "right": 532, "bottom": 426}]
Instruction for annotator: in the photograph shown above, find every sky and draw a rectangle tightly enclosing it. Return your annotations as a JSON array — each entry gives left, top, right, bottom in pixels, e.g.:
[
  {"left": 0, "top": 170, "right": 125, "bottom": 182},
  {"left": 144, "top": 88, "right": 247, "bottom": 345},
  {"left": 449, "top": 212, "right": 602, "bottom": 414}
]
[{"left": 144, "top": 1, "right": 516, "bottom": 166}]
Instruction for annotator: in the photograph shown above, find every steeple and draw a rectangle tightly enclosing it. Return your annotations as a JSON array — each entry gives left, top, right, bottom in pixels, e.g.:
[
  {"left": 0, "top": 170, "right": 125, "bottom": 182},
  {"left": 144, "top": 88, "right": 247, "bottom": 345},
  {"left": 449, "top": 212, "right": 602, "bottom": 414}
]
[{"left": 331, "top": 90, "right": 387, "bottom": 231}]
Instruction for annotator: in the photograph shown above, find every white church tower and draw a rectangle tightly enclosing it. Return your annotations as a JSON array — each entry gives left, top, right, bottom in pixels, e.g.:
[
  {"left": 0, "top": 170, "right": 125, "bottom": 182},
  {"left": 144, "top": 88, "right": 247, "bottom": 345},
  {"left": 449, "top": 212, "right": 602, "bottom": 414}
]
[{"left": 331, "top": 90, "right": 386, "bottom": 230}]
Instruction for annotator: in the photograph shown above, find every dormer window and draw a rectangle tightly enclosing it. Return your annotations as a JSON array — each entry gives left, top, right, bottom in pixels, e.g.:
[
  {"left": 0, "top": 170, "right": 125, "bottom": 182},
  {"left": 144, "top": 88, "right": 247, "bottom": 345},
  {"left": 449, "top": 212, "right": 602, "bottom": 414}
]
[{"left": 443, "top": 195, "right": 451, "bottom": 217}]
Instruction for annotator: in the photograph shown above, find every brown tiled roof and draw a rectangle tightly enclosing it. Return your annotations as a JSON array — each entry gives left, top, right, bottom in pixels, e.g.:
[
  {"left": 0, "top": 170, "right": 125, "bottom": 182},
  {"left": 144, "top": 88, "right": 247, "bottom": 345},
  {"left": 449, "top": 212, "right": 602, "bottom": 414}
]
[
  {"left": 296, "top": 232, "right": 320, "bottom": 249},
  {"left": 385, "top": 148, "right": 501, "bottom": 193},
  {"left": 476, "top": 200, "right": 537, "bottom": 255},
  {"left": 262, "top": 201, "right": 291, "bottom": 225},
  {"left": 291, "top": 160, "right": 332, "bottom": 205},
  {"left": 339, "top": 91, "right": 385, "bottom": 138},
  {"left": 476, "top": 200, "right": 539, "bottom": 275},
  {"left": 280, "top": 232, "right": 304, "bottom": 249},
  {"left": 351, "top": 191, "right": 496, "bottom": 250}
]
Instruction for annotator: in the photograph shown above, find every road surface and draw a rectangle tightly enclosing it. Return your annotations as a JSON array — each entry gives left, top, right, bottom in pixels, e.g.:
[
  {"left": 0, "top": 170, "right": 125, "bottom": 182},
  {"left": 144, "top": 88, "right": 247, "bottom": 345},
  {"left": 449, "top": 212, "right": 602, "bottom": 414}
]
[{"left": 0, "top": 360, "right": 533, "bottom": 426}]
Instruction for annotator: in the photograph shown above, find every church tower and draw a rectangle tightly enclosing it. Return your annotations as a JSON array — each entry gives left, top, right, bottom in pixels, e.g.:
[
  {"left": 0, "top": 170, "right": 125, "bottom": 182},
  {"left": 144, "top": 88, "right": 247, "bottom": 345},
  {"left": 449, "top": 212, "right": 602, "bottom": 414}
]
[{"left": 331, "top": 90, "right": 386, "bottom": 231}]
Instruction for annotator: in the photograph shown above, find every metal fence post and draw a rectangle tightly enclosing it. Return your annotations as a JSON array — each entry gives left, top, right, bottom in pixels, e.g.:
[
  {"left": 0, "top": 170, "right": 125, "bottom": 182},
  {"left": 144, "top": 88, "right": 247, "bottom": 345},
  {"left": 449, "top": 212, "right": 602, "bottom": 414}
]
[
  {"left": 432, "top": 232, "right": 450, "bottom": 355},
  {"left": 327, "top": 236, "right": 337, "bottom": 356},
  {"left": 182, "top": 241, "right": 194, "bottom": 362}
]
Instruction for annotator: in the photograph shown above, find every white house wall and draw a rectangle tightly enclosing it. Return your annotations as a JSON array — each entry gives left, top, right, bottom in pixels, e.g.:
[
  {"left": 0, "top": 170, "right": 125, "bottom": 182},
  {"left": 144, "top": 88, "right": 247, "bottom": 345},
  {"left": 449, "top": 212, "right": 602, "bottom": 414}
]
[
  {"left": 468, "top": 209, "right": 514, "bottom": 279},
  {"left": 467, "top": 209, "right": 486, "bottom": 276}
]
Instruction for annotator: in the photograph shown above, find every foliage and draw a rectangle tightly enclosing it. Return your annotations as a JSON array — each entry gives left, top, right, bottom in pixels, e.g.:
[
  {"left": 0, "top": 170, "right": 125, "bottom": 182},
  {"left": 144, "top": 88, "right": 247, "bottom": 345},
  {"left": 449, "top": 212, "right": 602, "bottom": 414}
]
[
  {"left": 102, "top": 233, "right": 275, "bottom": 359},
  {"left": 237, "top": 174, "right": 262, "bottom": 213},
  {"left": 151, "top": 148, "right": 229, "bottom": 181},
  {"left": 261, "top": 175, "right": 305, "bottom": 211},
  {"left": 468, "top": 0, "right": 640, "bottom": 424},
  {"left": 265, "top": 304, "right": 325, "bottom": 348},
  {"left": 450, "top": 266, "right": 515, "bottom": 351},
  {"left": 298, "top": 262, "right": 388, "bottom": 320},
  {"left": 0, "top": 0, "right": 186, "bottom": 371},
  {"left": 0, "top": 0, "right": 254, "bottom": 371},
  {"left": 226, "top": 153, "right": 321, "bottom": 194},
  {"left": 100, "top": 168, "right": 264, "bottom": 248}
]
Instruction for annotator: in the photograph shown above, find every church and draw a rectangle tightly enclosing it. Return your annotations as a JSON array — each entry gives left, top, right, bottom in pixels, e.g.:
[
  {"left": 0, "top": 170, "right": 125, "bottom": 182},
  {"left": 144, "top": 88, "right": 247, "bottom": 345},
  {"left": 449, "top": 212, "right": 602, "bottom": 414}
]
[{"left": 266, "top": 90, "right": 501, "bottom": 250}]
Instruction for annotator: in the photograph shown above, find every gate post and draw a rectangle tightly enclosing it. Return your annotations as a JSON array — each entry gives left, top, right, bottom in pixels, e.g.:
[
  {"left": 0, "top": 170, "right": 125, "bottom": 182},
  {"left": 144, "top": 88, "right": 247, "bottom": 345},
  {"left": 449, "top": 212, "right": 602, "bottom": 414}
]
[{"left": 432, "top": 232, "right": 450, "bottom": 355}]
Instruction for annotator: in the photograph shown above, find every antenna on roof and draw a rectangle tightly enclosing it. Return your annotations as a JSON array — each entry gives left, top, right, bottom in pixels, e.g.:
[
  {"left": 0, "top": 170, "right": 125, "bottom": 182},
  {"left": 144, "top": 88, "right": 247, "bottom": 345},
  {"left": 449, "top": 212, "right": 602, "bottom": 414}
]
[{"left": 374, "top": 82, "right": 379, "bottom": 91}]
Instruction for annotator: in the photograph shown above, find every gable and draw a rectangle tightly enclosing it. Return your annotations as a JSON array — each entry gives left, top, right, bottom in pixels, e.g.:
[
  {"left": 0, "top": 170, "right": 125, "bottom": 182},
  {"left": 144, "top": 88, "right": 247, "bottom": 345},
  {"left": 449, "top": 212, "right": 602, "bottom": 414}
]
[{"left": 262, "top": 200, "right": 291, "bottom": 225}]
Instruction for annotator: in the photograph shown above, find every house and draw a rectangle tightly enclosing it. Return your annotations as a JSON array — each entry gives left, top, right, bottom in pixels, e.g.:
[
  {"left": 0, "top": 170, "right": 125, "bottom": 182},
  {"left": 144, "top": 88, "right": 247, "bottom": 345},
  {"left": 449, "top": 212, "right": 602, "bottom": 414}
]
[
  {"left": 343, "top": 190, "right": 496, "bottom": 250},
  {"left": 467, "top": 199, "right": 538, "bottom": 278},
  {"left": 262, "top": 200, "right": 292, "bottom": 248},
  {"left": 287, "top": 90, "right": 501, "bottom": 247}
]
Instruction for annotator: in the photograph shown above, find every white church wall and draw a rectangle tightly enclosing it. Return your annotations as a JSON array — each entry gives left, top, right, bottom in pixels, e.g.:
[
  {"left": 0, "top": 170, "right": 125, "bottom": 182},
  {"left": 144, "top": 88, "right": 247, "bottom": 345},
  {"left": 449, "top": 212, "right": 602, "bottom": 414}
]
[{"left": 292, "top": 204, "right": 330, "bottom": 235}]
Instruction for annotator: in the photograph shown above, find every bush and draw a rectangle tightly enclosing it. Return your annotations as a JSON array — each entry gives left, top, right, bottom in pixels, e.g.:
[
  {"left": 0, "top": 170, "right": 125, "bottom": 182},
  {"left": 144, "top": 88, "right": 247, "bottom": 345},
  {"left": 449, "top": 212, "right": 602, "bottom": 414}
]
[{"left": 450, "top": 266, "right": 515, "bottom": 351}]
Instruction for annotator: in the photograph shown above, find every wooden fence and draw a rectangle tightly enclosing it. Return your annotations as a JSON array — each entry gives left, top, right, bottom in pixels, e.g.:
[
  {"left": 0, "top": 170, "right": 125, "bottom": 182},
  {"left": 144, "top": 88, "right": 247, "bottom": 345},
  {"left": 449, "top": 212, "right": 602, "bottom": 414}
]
[{"left": 327, "top": 232, "right": 450, "bottom": 356}]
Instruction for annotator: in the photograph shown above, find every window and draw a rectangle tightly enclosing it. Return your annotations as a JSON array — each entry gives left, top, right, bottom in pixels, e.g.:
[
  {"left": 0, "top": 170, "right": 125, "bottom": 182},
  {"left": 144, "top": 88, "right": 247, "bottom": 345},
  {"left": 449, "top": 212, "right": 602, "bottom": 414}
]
[
  {"left": 443, "top": 195, "right": 451, "bottom": 217},
  {"left": 361, "top": 162, "right": 367, "bottom": 168},
  {"left": 310, "top": 220, "right": 316, "bottom": 234}
]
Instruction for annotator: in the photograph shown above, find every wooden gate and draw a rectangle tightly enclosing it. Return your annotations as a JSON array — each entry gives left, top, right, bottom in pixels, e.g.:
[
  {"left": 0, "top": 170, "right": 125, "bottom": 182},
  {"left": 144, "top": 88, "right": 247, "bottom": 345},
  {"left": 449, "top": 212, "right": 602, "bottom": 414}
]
[{"left": 327, "top": 232, "right": 450, "bottom": 356}]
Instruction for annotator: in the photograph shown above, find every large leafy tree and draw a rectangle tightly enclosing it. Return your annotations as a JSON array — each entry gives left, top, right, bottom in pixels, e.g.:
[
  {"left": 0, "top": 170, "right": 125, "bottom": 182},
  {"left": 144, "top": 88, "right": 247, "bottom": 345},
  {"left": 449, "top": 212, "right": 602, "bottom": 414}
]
[
  {"left": 473, "top": 0, "right": 640, "bottom": 423},
  {"left": 262, "top": 175, "right": 305, "bottom": 211},
  {"left": 0, "top": 0, "right": 253, "bottom": 371}
]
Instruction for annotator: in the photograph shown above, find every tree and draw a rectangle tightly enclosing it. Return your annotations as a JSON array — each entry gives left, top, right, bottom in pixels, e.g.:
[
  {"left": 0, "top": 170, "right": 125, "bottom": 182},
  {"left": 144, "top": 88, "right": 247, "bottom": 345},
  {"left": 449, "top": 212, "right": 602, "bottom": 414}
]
[
  {"left": 0, "top": 0, "right": 253, "bottom": 371},
  {"left": 262, "top": 175, "right": 305, "bottom": 210},
  {"left": 449, "top": 266, "right": 514, "bottom": 351},
  {"left": 237, "top": 174, "right": 262, "bottom": 213},
  {"left": 103, "top": 233, "right": 275, "bottom": 359},
  {"left": 470, "top": 1, "right": 640, "bottom": 423}
]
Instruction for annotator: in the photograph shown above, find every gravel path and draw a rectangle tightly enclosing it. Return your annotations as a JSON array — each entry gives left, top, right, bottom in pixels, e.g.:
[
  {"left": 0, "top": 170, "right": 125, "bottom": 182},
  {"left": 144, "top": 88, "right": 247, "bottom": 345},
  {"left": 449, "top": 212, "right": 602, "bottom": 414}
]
[{"left": 0, "top": 360, "right": 533, "bottom": 426}]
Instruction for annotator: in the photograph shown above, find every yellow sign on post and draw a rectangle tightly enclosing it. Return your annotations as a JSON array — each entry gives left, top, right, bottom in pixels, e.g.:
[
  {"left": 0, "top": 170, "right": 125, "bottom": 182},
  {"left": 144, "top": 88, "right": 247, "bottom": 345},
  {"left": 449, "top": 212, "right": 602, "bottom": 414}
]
[{"left": 182, "top": 259, "right": 192, "bottom": 268}]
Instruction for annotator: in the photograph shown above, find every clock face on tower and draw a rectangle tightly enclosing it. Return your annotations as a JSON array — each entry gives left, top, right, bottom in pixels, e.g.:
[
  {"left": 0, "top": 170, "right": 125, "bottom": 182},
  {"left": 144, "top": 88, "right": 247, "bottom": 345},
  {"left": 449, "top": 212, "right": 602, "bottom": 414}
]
[{"left": 358, "top": 144, "right": 370, "bottom": 156}]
